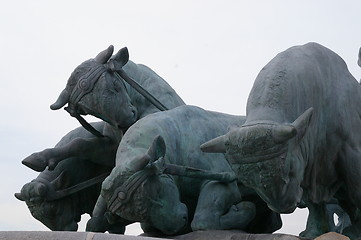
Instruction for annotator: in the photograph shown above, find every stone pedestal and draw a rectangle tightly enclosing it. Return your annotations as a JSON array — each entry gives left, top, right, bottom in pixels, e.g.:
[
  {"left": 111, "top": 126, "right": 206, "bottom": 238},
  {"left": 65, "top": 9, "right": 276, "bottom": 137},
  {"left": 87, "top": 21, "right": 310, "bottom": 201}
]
[{"left": 0, "top": 231, "right": 350, "bottom": 240}]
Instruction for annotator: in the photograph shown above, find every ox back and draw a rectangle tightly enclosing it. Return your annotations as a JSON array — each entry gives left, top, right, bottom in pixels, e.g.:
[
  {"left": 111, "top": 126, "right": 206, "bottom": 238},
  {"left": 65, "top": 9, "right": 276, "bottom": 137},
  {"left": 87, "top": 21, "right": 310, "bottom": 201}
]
[{"left": 246, "top": 42, "right": 361, "bottom": 203}]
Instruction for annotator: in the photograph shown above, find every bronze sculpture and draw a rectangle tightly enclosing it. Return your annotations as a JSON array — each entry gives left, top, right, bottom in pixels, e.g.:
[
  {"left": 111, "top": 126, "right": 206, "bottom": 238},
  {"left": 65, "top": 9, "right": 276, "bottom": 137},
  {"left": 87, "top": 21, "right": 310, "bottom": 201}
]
[
  {"left": 202, "top": 42, "right": 361, "bottom": 239},
  {"left": 100, "top": 105, "right": 281, "bottom": 235},
  {"left": 16, "top": 43, "right": 358, "bottom": 239},
  {"left": 16, "top": 45, "right": 185, "bottom": 232}
]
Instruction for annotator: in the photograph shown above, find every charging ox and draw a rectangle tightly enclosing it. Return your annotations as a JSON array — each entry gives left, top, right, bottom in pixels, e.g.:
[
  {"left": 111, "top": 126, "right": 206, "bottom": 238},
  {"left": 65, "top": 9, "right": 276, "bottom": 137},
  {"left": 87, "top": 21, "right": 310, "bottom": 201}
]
[
  {"left": 17, "top": 46, "right": 184, "bottom": 232},
  {"left": 22, "top": 45, "right": 185, "bottom": 172},
  {"left": 201, "top": 43, "right": 361, "bottom": 239},
  {"left": 15, "top": 123, "right": 122, "bottom": 232},
  {"left": 100, "top": 105, "right": 282, "bottom": 235}
]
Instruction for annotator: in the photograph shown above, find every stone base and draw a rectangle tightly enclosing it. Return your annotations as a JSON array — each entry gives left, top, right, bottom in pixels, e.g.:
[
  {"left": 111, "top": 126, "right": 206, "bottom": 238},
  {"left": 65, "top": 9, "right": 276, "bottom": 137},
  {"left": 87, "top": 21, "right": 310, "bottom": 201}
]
[
  {"left": 0, "top": 231, "right": 167, "bottom": 240},
  {"left": 314, "top": 232, "right": 350, "bottom": 240},
  {"left": 0, "top": 231, "right": 350, "bottom": 240},
  {"left": 170, "top": 230, "right": 307, "bottom": 240}
]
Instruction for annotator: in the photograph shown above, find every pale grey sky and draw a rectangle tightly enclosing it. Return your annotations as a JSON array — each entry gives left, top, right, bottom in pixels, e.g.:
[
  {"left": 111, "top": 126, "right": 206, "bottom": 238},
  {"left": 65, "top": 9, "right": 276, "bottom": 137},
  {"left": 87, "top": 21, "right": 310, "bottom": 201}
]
[{"left": 1, "top": 0, "right": 360, "bottom": 236}]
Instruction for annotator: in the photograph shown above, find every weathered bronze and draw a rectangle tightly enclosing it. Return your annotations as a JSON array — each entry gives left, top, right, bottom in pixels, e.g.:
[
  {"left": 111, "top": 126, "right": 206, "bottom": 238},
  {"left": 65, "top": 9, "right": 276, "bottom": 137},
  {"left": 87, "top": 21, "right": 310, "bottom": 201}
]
[
  {"left": 15, "top": 123, "right": 115, "bottom": 231},
  {"left": 100, "top": 105, "right": 281, "bottom": 235},
  {"left": 201, "top": 42, "right": 361, "bottom": 239},
  {"left": 16, "top": 46, "right": 185, "bottom": 232},
  {"left": 22, "top": 45, "right": 185, "bottom": 172},
  {"left": 16, "top": 43, "right": 358, "bottom": 239}
]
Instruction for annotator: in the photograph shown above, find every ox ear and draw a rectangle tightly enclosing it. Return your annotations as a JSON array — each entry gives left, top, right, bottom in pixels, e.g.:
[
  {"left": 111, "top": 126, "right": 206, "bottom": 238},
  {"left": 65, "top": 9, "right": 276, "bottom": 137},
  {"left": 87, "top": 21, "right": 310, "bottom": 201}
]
[
  {"left": 147, "top": 135, "right": 166, "bottom": 161},
  {"left": 130, "top": 136, "right": 166, "bottom": 172},
  {"left": 112, "top": 47, "right": 129, "bottom": 69},
  {"left": 291, "top": 107, "right": 313, "bottom": 140}
]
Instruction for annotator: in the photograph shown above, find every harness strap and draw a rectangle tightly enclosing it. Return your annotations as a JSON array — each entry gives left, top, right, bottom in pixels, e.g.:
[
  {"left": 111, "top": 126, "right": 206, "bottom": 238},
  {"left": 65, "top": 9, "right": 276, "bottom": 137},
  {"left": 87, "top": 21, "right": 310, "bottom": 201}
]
[
  {"left": 108, "top": 169, "right": 153, "bottom": 213},
  {"left": 114, "top": 70, "right": 169, "bottom": 111},
  {"left": 65, "top": 106, "right": 105, "bottom": 138},
  {"left": 163, "top": 163, "right": 237, "bottom": 183},
  {"left": 108, "top": 157, "right": 237, "bottom": 213},
  {"left": 70, "top": 65, "right": 107, "bottom": 104},
  {"left": 46, "top": 172, "right": 109, "bottom": 201},
  {"left": 149, "top": 156, "right": 237, "bottom": 183}
]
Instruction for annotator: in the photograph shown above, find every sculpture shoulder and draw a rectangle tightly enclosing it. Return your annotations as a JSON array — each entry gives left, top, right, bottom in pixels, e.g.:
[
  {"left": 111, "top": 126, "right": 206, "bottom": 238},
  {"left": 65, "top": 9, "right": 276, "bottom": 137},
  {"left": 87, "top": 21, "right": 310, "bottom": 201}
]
[{"left": 123, "top": 60, "right": 163, "bottom": 80}]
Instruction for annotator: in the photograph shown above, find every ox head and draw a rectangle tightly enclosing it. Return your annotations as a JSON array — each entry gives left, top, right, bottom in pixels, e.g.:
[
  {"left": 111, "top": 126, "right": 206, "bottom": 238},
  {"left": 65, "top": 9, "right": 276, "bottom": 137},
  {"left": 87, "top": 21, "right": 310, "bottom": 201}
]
[
  {"left": 101, "top": 136, "right": 188, "bottom": 235},
  {"left": 14, "top": 172, "right": 79, "bottom": 231},
  {"left": 201, "top": 108, "right": 313, "bottom": 214},
  {"left": 50, "top": 46, "right": 138, "bottom": 130}
]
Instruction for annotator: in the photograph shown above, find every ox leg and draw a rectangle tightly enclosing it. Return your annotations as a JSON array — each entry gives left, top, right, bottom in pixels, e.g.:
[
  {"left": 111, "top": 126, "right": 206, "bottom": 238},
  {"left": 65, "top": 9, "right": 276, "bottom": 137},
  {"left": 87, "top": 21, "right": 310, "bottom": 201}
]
[
  {"left": 22, "top": 136, "right": 118, "bottom": 172},
  {"left": 299, "top": 201, "right": 330, "bottom": 238},
  {"left": 191, "top": 181, "right": 256, "bottom": 231},
  {"left": 338, "top": 144, "right": 361, "bottom": 239},
  {"left": 86, "top": 196, "right": 128, "bottom": 234}
]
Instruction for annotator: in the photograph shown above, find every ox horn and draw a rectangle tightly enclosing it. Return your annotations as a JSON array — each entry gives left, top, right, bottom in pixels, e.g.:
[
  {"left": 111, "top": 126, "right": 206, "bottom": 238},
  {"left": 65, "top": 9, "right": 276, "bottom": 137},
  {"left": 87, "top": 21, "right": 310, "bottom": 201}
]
[
  {"left": 273, "top": 125, "right": 297, "bottom": 143},
  {"left": 14, "top": 192, "right": 25, "bottom": 201},
  {"left": 358, "top": 47, "right": 361, "bottom": 67},
  {"left": 95, "top": 45, "right": 114, "bottom": 64},
  {"left": 200, "top": 135, "right": 228, "bottom": 153},
  {"left": 50, "top": 89, "right": 70, "bottom": 110}
]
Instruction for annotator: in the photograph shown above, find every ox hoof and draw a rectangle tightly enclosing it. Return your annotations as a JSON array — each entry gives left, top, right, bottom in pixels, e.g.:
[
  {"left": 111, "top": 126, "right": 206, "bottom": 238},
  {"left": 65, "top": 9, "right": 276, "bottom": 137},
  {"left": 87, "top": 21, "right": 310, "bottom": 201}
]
[
  {"left": 22, "top": 153, "right": 48, "bottom": 172},
  {"left": 86, "top": 217, "right": 107, "bottom": 233},
  {"left": 224, "top": 201, "right": 256, "bottom": 229},
  {"left": 299, "top": 228, "right": 325, "bottom": 239},
  {"left": 343, "top": 224, "right": 361, "bottom": 240}
]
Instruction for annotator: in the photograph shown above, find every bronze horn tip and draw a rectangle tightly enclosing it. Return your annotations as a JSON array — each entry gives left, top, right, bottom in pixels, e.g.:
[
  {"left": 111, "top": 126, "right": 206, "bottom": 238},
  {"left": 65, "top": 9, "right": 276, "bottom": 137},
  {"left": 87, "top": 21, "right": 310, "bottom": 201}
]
[
  {"left": 14, "top": 192, "right": 25, "bottom": 201},
  {"left": 200, "top": 134, "right": 228, "bottom": 153},
  {"left": 95, "top": 45, "right": 114, "bottom": 64},
  {"left": 50, "top": 89, "right": 70, "bottom": 110}
]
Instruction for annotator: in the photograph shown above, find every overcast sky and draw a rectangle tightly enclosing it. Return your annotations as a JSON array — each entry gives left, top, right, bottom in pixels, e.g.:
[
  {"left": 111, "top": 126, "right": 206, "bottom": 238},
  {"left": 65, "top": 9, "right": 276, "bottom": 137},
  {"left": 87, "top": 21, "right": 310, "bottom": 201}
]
[{"left": 1, "top": 0, "right": 360, "bottom": 236}]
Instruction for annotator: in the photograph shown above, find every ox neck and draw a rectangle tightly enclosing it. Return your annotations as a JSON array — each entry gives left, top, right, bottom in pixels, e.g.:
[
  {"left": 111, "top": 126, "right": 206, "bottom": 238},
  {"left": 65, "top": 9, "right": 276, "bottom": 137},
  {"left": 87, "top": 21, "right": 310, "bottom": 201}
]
[{"left": 114, "top": 69, "right": 168, "bottom": 112}]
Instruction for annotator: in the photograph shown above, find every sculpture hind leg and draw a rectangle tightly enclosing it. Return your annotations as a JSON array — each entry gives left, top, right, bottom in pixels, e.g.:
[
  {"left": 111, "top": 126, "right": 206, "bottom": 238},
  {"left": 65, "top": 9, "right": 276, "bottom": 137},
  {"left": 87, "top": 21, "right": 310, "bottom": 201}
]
[
  {"left": 86, "top": 195, "right": 129, "bottom": 234},
  {"left": 22, "top": 122, "right": 119, "bottom": 173},
  {"left": 22, "top": 136, "right": 118, "bottom": 171},
  {"left": 191, "top": 180, "right": 256, "bottom": 231},
  {"left": 299, "top": 201, "right": 330, "bottom": 238},
  {"left": 338, "top": 143, "right": 361, "bottom": 239}
]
